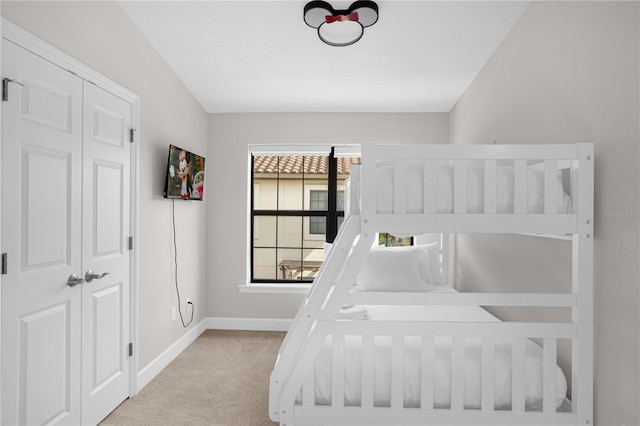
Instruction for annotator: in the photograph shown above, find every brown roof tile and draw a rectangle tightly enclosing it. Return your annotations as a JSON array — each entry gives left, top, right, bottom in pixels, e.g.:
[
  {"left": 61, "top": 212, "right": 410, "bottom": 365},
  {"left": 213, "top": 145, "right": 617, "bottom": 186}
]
[{"left": 253, "top": 155, "right": 359, "bottom": 176}]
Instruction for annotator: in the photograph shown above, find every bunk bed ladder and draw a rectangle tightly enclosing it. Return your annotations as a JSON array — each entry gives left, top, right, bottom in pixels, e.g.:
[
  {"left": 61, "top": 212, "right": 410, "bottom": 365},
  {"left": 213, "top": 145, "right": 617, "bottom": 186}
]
[{"left": 270, "top": 214, "right": 364, "bottom": 422}]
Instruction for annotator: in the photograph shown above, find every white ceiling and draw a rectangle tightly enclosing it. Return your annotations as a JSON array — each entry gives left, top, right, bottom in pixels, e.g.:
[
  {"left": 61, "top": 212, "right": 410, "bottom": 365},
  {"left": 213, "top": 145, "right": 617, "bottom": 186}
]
[{"left": 118, "top": 1, "right": 530, "bottom": 113}]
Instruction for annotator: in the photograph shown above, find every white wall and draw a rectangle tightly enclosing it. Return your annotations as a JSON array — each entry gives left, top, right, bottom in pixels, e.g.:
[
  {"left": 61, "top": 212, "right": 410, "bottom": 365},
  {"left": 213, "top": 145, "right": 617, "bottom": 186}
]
[
  {"left": 206, "top": 113, "right": 449, "bottom": 319},
  {"left": 1, "top": 1, "right": 209, "bottom": 370},
  {"left": 449, "top": 2, "right": 639, "bottom": 425}
]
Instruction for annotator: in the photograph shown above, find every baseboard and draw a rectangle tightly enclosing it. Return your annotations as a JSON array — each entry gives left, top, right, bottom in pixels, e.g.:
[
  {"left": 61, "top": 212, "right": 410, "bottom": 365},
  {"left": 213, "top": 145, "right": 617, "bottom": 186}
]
[
  {"left": 204, "top": 316, "right": 293, "bottom": 332},
  {"left": 135, "top": 316, "right": 291, "bottom": 393},
  {"left": 136, "top": 318, "right": 207, "bottom": 393}
]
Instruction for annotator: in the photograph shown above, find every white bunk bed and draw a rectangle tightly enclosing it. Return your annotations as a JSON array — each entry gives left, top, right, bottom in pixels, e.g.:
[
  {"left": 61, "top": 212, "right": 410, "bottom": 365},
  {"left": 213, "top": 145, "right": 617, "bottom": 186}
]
[{"left": 269, "top": 144, "right": 593, "bottom": 426}]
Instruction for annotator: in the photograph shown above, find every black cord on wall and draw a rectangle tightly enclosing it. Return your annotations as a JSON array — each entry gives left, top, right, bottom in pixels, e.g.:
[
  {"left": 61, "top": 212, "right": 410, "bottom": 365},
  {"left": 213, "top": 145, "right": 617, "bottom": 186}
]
[{"left": 172, "top": 199, "right": 194, "bottom": 328}]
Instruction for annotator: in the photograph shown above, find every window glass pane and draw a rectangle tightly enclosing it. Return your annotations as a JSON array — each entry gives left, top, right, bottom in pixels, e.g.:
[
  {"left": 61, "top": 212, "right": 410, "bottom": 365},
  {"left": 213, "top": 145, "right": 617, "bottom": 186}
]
[
  {"left": 379, "top": 233, "right": 413, "bottom": 247},
  {"left": 278, "top": 176, "right": 303, "bottom": 210},
  {"left": 253, "top": 248, "right": 277, "bottom": 280},
  {"left": 277, "top": 248, "right": 303, "bottom": 280},
  {"left": 301, "top": 247, "right": 324, "bottom": 280},
  {"left": 309, "top": 216, "right": 326, "bottom": 235},
  {"left": 278, "top": 216, "right": 303, "bottom": 248},
  {"left": 309, "top": 190, "right": 328, "bottom": 210},
  {"left": 253, "top": 216, "right": 276, "bottom": 248},
  {"left": 336, "top": 190, "right": 345, "bottom": 211}
]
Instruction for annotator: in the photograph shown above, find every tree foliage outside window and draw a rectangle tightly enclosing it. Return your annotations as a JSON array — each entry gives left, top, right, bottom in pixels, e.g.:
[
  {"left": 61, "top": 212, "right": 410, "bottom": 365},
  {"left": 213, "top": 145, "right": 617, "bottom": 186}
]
[{"left": 379, "top": 233, "right": 413, "bottom": 247}]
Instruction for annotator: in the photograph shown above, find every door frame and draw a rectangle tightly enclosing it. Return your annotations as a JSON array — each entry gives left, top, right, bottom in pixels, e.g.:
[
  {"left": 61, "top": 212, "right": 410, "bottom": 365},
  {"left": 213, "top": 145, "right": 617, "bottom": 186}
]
[{"left": 0, "top": 17, "right": 141, "bottom": 408}]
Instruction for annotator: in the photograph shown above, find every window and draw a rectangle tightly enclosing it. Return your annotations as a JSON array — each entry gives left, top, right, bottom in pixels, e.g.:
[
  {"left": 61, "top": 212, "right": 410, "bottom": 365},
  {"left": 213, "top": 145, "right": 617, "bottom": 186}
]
[
  {"left": 251, "top": 148, "right": 359, "bottom": 283},
  {"left": 379, "top": 233, "right": 413, "bottom": 247},
  {"left": 309, "top": 190, "right": 327, "bottom": 235}
]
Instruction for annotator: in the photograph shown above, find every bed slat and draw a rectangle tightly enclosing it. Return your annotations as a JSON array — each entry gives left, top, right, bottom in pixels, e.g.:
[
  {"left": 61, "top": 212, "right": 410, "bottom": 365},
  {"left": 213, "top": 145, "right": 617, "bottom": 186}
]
[
  {"left": 391, "top": 336, "right": 404, "bottom": 409},
  {"left": 481, "top": 337, "right": 495, "bottom": 412},
  {"left": 331, "top": 335, "right": 345, "bottom": 407},
  {"left": 543, "top": 338, "right": 558, "bottom": 414},
  {"left": 394, "top": 160, "right": 407, "bottom": 214},
  {"left": 484, "top": 159, "right": 497, "bottom": 214},
  {"left": 454, "top": 160, "right": 467, "bottom": 213},
  {"left": 302, "top": 366, "right": 315, "bottom": 407},
  {"left": 424, "top": 160, "right": 438, "bottom": 213},
  {"left": 420, "top": 337, "right": 434, "bottom": 410},
  {"left": 512, "top": 338, "right": 526, "bottom": 412},
  {"left": 545, "top": 160, "right": 558, "bottom": 214},
  {"left": 451, "top": 337, "right": 465, "bottom": 411},
  {"left": 514, "top": 160, "right": 527, "bottom": 214},
  {"left": 361, "top": 335, "right": 374, "bottom": 408}
]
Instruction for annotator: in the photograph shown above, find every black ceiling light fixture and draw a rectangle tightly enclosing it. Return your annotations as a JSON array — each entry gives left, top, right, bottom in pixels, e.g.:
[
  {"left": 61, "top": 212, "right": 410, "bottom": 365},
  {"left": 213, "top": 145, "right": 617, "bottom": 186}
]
[{"left": 304, "top": 0, "right": 379, "bottom": 47}]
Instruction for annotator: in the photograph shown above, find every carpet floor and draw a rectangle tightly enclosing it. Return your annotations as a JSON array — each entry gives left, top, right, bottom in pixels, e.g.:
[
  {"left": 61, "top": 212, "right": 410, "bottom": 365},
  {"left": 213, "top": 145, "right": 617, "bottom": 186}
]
[{"left": 101, "top": 329, "right": 286, "bottom": 426}]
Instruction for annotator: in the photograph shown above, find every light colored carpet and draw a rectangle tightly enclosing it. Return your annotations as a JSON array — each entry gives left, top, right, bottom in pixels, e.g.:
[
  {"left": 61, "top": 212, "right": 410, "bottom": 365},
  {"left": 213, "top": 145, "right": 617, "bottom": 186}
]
[{"left": 101, "top": 329, "right": 286, "bottom": 426}]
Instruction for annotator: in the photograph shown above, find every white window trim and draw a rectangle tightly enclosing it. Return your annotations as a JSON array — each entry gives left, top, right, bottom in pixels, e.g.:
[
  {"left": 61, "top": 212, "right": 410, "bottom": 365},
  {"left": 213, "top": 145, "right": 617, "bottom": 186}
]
[{"left": 237, "top": 283, "right": 311, "bottom": 294}]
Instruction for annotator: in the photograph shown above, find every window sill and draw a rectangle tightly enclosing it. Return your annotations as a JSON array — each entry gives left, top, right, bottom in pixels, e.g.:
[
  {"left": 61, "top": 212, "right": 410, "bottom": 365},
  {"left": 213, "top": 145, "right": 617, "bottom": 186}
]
[{"left": 237, "top": 283, "right": 311, "bottom": 295}]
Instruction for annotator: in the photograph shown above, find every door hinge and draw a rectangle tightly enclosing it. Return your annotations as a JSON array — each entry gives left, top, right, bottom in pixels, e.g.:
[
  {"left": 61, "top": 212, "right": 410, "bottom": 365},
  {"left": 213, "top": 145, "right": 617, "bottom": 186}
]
[
  {"left": 128, "top": 236, "right": 134, "bottom": 251},
  {"left": 2, "top": 78, "right": 24, "bottom": 102},
  {"left": 128, "top": 343, "right": 133, "bottom": 357},
  {"left": 129, "top": 128, "right": 135, "bottom": 143},
  {"left": 1, "top": 253, "right": 6, "bottom": 275},
  {"left": 2, "top": 78, "right": 8, "bottom": 102}
]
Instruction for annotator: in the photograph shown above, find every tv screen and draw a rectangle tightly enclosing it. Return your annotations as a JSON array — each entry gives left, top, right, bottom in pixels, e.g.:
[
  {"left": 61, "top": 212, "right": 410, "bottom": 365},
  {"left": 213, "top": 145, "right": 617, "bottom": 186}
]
[{"left": 163, "top": 144, "right": 206, "bottom": 200}]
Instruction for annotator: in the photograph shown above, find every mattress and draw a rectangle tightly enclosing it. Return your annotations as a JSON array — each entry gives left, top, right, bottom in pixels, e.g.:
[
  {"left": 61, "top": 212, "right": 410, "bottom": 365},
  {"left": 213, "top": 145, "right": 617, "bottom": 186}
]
[
  {"left": 369, "top": 162, "right": 572, "bottom": 214},
  {"left": 310, "top": 287, "right": 568, "bottom": 410}
]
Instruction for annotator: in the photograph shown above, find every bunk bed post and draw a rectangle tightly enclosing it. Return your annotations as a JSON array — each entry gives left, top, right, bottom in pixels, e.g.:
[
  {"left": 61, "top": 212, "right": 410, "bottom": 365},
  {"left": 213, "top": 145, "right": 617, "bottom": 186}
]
[
  {"left": 572, "top": 143, "right": 594, "bottom": 425},
  {"left": 346, "top": 164, "right": 361, "bottom": 216}
]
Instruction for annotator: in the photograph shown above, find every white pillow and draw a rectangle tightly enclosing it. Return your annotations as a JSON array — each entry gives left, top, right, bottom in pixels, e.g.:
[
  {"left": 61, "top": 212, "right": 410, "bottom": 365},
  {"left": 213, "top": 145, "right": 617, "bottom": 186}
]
[
  {"left": 421, "top": 241, "right": 444, "bottom": 286},
  {"left": 355, "top": 245, "right": 431, "bottom": 292}
]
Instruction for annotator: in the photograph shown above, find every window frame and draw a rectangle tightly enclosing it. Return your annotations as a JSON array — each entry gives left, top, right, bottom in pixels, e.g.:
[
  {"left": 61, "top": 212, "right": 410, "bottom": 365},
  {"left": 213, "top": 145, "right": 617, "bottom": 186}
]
[{"left": 250, "top": 148, "right": 345, "bottom": 284}]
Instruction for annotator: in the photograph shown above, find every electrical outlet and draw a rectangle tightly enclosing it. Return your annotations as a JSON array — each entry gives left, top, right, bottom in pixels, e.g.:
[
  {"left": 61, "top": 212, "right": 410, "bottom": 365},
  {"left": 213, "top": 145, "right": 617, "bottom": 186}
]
[
  {"left": 186, "top": 299, "right": 193, "bottom": 313},
  {"left": 171, "top": 306, "right": 176, "bottom": 322}
]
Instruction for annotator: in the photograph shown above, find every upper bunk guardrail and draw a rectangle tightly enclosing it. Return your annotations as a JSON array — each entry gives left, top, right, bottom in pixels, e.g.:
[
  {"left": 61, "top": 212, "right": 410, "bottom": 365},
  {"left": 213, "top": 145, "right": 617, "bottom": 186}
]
[{"left": 355, "top": 143, "right": 593, "bottom": 236}]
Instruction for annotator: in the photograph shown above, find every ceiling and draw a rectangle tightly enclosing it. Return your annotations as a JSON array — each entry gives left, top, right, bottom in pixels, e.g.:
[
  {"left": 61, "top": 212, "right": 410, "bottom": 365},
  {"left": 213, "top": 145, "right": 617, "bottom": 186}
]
[{"left": 118, "top": 1, "right": 530, "bottom": 113}]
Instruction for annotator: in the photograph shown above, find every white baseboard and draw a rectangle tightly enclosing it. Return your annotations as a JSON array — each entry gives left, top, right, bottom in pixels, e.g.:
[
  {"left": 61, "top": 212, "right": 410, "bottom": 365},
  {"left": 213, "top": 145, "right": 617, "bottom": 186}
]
[
  {"left": 135, "top": 316, "right": 290, "bottom": 393},
  {"left": 136, "top": 318, "right": 207, "bottom": 393},
  {"left": 204, "top": 316, "right": 293, "bottom": 332}
]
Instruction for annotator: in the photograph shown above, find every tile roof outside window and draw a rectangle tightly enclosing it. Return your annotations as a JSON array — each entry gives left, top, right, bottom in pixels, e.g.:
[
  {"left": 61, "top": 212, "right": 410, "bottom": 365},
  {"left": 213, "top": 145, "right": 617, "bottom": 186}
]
[{"left": 253, "top": 155, "right": 359, "bottom": 176}]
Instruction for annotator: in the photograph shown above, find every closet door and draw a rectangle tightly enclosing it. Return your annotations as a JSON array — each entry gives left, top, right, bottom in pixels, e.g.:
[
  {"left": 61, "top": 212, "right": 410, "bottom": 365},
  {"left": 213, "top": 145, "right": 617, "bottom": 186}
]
[
  {"left": 81, "top": 82, "right": 131, "bottom": 425},
  {"left": 1, "top": 39, "right": 83, "bottom": 426},
  {"left": 1, "top": 40, "right": 132, "bottom": 425},
  {"left": 82, "top": 83, "right": 131, "bottom": 424}
]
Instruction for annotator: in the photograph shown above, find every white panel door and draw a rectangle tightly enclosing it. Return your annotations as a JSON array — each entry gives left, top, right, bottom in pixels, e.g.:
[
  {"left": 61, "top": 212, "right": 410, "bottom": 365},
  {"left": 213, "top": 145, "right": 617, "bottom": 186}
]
[
  {"left": 1, "top": 39, "right": 83, "bottom": 426},
  {"left": 2, "top": 40, "right": 132, "bottom": 425},
  {"left": 81, "top": 82, "right": 131, "bottom": 425}
]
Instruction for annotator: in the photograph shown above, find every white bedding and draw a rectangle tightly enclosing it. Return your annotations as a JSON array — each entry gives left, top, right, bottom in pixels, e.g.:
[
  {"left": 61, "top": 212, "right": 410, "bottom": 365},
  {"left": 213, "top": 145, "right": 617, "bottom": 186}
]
[
  {"left": 371, "top": 162, "right": 572, "bottom": 214},
  {"left": 310, "top": 287, "right": 568, "bottom": 410}
]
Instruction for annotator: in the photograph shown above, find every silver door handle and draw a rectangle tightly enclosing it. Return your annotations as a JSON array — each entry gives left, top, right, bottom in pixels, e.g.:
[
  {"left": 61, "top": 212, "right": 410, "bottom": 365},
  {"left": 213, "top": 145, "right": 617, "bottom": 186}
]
[
  {"left": 67, "top": 274, "right": 84, "bottom": 287},
  {"left": 85, "top": 270, "right": 110, "bottom": 283}
]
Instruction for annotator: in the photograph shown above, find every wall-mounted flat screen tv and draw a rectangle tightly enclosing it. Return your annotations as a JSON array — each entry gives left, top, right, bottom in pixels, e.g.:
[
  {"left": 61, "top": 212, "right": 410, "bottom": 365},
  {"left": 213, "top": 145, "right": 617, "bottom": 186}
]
[{"left": 163, "top": 144, "right": 206, "bottom": 200}]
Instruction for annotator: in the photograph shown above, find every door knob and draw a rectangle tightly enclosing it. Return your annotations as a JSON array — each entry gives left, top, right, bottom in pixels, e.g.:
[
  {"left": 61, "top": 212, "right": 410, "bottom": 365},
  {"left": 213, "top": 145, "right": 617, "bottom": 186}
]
[
  {"left": 85, "top": 270, "right": 110, "bottom": 283},
  {"left": 67, "top": 274, "right": 84, "bottom": 287}
]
